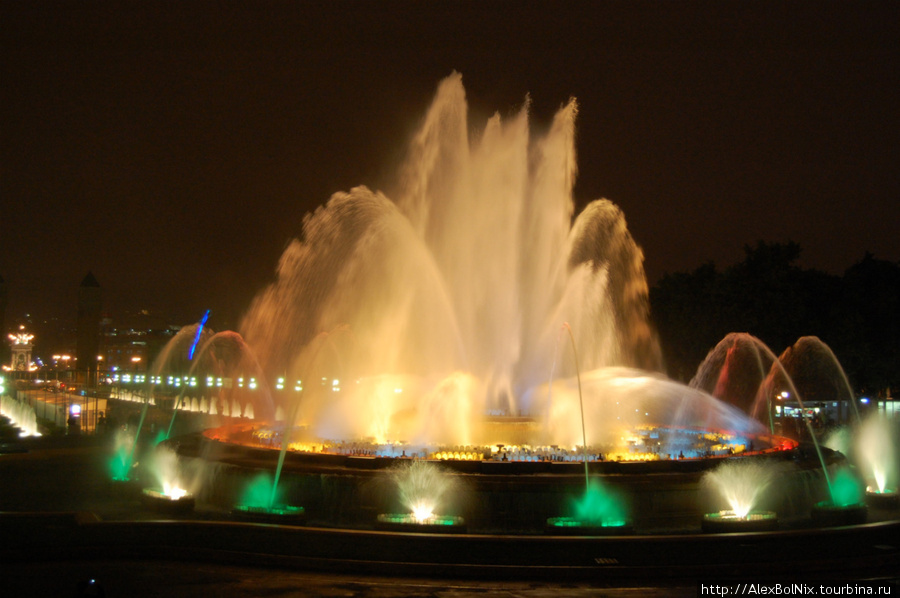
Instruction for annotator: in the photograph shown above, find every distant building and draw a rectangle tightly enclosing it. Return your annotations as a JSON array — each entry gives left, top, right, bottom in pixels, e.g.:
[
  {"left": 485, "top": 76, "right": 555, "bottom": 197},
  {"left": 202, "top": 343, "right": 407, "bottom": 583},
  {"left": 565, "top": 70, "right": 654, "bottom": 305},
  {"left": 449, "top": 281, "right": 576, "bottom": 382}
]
[
  {"left": 101, "top": 310, "right": 180, "bottom": 376},
  {"left": 0, "top": 274, "right": 7, "bottom": 366},
  {"left": 76, "top": 272, "right": 102, "bottom": 387}
]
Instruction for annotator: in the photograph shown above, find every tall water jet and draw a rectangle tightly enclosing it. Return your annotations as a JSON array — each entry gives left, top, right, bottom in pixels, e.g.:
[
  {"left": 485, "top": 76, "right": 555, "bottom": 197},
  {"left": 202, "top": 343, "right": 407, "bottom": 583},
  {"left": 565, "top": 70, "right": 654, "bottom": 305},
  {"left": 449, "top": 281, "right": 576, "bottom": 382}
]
[
  {"left": 238, "top": 72, "right": 664, "bottom": 449},
  {"left": 172, "top": 74, "right": 824, "bottom": 533},
  {"left": 857, "top": 413, "right": 899, "bottom": 508}
]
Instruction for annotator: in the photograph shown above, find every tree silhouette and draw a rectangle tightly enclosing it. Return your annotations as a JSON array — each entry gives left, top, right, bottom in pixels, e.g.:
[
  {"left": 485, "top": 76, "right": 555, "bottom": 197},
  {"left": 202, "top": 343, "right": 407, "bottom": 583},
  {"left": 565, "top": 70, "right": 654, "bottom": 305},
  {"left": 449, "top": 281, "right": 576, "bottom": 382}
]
[{"left": 650, "top": 242, "right": 898, "bottom": 396}]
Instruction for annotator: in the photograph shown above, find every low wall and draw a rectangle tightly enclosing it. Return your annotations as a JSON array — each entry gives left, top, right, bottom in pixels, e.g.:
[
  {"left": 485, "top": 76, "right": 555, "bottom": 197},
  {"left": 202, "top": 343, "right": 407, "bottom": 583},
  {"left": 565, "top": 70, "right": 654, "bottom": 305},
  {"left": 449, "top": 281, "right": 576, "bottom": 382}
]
[{"left": 174, "top": 433, "right": 839, "bottom": 534}]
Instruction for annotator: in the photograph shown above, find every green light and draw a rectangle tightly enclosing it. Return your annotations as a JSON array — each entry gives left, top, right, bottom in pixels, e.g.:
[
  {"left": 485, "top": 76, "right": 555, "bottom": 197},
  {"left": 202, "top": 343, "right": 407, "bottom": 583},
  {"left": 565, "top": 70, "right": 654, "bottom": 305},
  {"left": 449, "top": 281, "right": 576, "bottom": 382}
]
[
  {"left": 830, "top": 468, "right": 865, "bottom": 507},
  {"left": 234, "top": 504, "right": 304, "bottom": 517},
  {"left": 548, "top": 516, "right": 629, "bottom": 528},
  {"left": 573, "top": 480, "right": 628, "bottom": 526},
  {"left": 376, "top": 513, "right": 464, "bottom": 526},
  {"left": 239, "top": 471, "right": 285, "bottom": 508},
  {"left": 108, "top": 449, "right": 132, "bottom": 480}
]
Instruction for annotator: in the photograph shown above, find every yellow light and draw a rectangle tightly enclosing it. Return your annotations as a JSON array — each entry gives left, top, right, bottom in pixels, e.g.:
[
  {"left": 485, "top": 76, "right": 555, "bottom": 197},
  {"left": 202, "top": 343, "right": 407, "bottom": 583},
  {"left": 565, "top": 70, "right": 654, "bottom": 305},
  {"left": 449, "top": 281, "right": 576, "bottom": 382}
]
[
  {"left": 162, "top": 483, "right": 188, "bottom": 500},
  {"left": 411, "top": 502, "right": 434, "bottom": 523}
]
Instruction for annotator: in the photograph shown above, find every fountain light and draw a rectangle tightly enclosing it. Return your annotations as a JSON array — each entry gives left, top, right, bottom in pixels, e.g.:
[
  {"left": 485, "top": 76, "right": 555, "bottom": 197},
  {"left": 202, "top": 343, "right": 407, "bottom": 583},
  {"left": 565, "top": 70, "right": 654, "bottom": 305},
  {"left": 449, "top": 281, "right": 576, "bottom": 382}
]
[
  {"left": 141, "top": 487, "right": 195, "bottom": 514},
  {"left": 811, "top": 468, "right": 868, "bottom": 526},
  {"left": 231, "top": 471, "right": 306, "bottom": 525},
  {"left": 547, "top": 480, "right": 631, "bottom": 535},
  {"left": 701, "top": 510, "right": 778, "bottom": 533},
  {"left": 375, "top": 461, "right": 466, "bottom": 533},
  {"left": 855, "top": 413, "right": 898, "bottom": 510},
  {"left": 150, "top": 75, "right": 842, "bottom": 534},
  {"left": 162, "top": 482, "right": 189, "bottom": 500},
  {"left": 701, "top": 460, "right": 779, "bottom": 532},
  {"left": 410, "top": 501, "right": 434, "bottom": 523},
  {"left": 133, "top": 444, "right": 196, "bottom": 513},
  {"left": 375, "top": 513, "right": 466, "bottom": 533},
  {"left": 108, "top": 428, "right": 138, "bottom": 483}
]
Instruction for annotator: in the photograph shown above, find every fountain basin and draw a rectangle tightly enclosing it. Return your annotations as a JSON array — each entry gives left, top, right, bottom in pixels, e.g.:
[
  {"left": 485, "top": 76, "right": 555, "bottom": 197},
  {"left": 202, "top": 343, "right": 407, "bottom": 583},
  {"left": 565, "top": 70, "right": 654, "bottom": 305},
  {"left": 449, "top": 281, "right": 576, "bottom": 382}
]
[
  {"left": 701, "top": 510, "right": 778, "bottom": 533},
  {"left": 109, "top": 476, "right": 143, "bottom": 500},
  {"left": 866, "top": 489, "right": 899, "bottom": 510},
  {"left": 141, "top": 488, "right": 196, "bottom": 515},
  {"left": 171, "top": 427, "right": 835, "bottom": 534},
  {"left": 545, "top": 517, "right": 634, "bottom": 536},
  {"left": 810, "top": 501, "right": 868, "bottom": 526},
  {"left": 375, "top": 513, "right": 467, "bottom": 534},
  {"left": 231, "top": 504, "right": 307, "bottom": 525}
]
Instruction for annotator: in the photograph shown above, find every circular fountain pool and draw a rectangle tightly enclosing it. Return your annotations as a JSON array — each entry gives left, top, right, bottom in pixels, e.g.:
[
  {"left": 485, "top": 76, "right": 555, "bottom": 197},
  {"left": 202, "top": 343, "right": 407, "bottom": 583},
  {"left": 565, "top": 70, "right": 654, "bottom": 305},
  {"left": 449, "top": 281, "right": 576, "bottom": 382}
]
[{"left": 170, "top": 421, "right": 836, "bottom": 534}]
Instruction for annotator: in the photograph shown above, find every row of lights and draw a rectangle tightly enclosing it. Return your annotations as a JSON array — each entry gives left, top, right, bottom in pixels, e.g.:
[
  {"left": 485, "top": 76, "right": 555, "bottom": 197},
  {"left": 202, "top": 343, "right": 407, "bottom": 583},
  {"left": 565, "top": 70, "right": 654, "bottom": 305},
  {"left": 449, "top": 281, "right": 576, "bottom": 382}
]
[
  {"left": 111, "top": 375, "right": 338, "bottom": 392},
  {"left": 109, "top": 375, "right": 397, "bottom": 396}
]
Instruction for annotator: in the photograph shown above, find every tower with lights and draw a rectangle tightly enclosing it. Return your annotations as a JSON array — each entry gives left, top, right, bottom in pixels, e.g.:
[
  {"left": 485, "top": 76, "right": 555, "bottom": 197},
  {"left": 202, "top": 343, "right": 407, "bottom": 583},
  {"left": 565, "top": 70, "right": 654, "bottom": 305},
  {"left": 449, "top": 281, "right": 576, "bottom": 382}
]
[
  {"left": 8, "top": 327, "right": 34, "bottom": 375},
  {"left": 0, "top": 274, "right": 7, "bottom": 367},
  {"left": 76, "top": 272, "right": 102, "bottom": 388}
]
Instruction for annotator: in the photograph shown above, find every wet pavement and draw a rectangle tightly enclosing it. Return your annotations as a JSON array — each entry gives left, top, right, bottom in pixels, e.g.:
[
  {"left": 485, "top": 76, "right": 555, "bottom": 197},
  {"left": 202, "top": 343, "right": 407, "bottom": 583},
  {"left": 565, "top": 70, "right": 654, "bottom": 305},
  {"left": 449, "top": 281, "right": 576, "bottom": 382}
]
[{"left": 4, "top": 560, "right": 697, "bottom": 598}]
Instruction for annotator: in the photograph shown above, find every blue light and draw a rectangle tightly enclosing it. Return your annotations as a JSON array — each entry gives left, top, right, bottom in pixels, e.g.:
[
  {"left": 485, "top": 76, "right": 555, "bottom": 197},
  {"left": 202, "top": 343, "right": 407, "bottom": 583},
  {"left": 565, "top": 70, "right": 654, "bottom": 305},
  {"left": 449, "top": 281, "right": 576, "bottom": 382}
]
[
  {"left": 188, "top": 310, "right": 210, "bottom": 360},
  {"left": 860, "top": 398, "right": 870, "bottom": 404}
]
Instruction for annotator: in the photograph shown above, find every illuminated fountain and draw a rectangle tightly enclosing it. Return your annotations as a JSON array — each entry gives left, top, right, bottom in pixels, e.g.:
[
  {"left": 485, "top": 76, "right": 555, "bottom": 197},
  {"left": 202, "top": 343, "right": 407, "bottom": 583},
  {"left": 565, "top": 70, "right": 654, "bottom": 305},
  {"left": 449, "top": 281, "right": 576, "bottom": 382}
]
[
  {"left": 693, "top": 333, "right": 872, "bottom": 525},
  {"left": 701, "top": 460, "right": 779, "bottom": 532},
  {"left": 857, "top": 413, "right": 899, "bottom": 509},
  {"left": 808, "top": 467, "right": 867, "bottom": 525},
  {"left": 140, "top": 444, "right": 195, "bottom": 514},
  {"left": 546, "top": 479, "right": 631, "bottom": 535},
  {"left": 776, "top": 337, "right": 870, "bottom": 523},
  {"left": 231, "top": 471, "right": 306, "bottom": 525},
  {"left": 376, "top": 461, "right": 466, "bottom": 532},
  {"left": 165, "top": 73, "right": 838, "bottom": 533},
  {"left": 0, "top": 395, "right": 41, "bottom": 438},
  {"left": 236, "top": 73, "right": 665, "bottom": 448},
  {"left": 109, "top": 428, "right": 138, "bottom": 482}
]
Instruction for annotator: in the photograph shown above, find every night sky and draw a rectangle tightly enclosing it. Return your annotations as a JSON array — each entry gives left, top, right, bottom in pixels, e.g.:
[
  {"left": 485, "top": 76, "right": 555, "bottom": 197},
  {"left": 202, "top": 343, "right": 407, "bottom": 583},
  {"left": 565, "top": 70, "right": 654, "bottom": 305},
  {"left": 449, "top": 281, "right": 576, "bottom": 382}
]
[{"left": 2, "top": 1, "right": 898, "bottom": 334}]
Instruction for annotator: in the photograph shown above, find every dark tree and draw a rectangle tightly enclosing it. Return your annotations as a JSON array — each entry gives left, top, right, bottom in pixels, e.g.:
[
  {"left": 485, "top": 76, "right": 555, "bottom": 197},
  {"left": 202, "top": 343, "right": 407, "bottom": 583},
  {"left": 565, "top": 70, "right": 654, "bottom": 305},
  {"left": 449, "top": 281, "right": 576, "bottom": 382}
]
[{"left": 832, "top": 253, "right": 900, "bottom": 395}]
